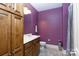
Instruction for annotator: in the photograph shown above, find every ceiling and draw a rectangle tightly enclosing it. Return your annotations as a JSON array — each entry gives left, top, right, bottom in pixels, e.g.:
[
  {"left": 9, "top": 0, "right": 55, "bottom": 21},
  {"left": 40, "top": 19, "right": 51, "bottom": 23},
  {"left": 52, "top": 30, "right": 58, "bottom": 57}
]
[{"left": 30, "top": 3, "right": 62, "bottom": 12}]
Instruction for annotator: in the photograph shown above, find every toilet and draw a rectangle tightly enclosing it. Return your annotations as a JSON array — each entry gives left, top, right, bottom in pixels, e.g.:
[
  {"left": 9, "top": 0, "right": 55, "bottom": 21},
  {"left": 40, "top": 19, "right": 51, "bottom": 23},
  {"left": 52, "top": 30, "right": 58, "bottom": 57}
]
[{"left": 40, "top": 41, "right": 46, "bottom": 49}]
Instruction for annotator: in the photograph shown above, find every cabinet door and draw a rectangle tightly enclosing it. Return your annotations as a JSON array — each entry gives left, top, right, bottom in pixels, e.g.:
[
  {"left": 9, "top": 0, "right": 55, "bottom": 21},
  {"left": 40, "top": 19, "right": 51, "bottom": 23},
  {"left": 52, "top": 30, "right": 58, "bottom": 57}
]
[
  {"left": 0, "top": 3, "right": 8, "bottom": 9},
  {"left": 0, "top": 9, "right": 11, "bottom": 56},
  {"left": 15, "top": 3, "right": 24, "bottom": 16},
  {"left": 32, "top": 39, "right": 40, "bottom": 56},
  {"left": 11, "top": 15, "right": 23, "bottom": 56},
  {"left": 24, "top": 47, "right": 32, "bottom": 56},
  {"left": 11, "top": 3, "right": 24, "bottom": 16},
  {"left": 0, "top": 3, "right": 12, "bottom": 11},
  {"left": 24, "top": 42, "right": 33, "bottom": 56}
]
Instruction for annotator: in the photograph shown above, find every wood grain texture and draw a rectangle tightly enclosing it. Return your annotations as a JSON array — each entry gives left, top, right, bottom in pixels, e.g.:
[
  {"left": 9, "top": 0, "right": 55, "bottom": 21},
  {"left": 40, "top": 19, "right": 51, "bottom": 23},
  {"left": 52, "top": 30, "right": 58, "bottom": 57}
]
[
  {"left": 0, "top": 9, "right": 11, "bottom": 56},
  {"left": 24, "top": 38, "right": 40, "bottom": 56},
  {"left": 11, "top": 14, "right": 23, "bottom": 56},
  {"left": 0, "top": 3, "right": 24, "bottom": 56}
]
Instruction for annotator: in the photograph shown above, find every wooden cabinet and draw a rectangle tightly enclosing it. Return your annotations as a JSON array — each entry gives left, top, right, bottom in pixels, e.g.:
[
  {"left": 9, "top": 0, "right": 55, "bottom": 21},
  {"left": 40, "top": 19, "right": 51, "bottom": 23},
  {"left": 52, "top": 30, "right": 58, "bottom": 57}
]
[
  {"left": 24, "top": 37, "right": 40, "bottom": 56},
  {"left": 0, "top": 9, "right": 11, "bottom": 56},
  {"left": 0, "top": 3, "right": 24, "bottom": 56},
  {"left": 0, "top": 3, "right": 13, "bottom": 12},
  {"left": 0, "top": 3, "right": 24, "bottom": 16},
  {"left": 15, "top": 3, "right": 24, "bottom": 16},
  {"left": 0, "top": 3, "right": 9, "bottom": 9},
  {"left": 24, "top": 42, "right": 32, "bottom": 56},
  {"left": 32, "top": 38, "right": 40, "bottom": 56},
  {"left": 11, "top": 3, "right": 24, "bottom": 16},
  {"left": 11, "top": 14, "right": 23, "bottom": 56}
]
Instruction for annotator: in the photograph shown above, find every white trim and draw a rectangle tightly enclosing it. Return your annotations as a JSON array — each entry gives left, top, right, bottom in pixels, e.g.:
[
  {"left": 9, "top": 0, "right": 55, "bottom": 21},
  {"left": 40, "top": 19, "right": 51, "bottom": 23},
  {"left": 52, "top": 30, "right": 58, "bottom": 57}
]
[
  {"left": 62, "top": 50, "right": 67, "bottom": 55},
  {"left": 73, "top": 3, "right": 79, "bottom": 56},
  {"left": 74, "top": 48, "right": 79, "bottom": 56},
  {"left": 46, "top": 44, "right": 58, "bottom": 49}
]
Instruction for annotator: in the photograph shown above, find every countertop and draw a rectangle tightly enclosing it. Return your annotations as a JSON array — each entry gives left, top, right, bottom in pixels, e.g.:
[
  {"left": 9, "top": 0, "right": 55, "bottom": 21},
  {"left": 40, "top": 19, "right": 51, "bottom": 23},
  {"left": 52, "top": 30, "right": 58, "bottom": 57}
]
[{"left": 23, "top": 34, "right": 40, "bottom": 44}]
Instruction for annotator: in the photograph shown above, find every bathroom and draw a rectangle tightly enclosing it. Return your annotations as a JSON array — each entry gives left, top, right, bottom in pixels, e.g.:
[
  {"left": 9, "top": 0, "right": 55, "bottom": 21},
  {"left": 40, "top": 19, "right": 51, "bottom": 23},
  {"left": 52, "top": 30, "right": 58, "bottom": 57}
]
[
  {"left": 23, "top": 3, "right": 70, "bottom": 56},
  {"left": 0, "top": 3, "right": 75, "bottom": 56}
]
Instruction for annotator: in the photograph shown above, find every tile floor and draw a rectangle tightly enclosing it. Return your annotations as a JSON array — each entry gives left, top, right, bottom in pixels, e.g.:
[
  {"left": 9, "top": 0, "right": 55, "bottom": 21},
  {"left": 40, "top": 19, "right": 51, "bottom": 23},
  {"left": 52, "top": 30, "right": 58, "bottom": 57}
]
[{"left": 39, "top": 44, "right": 65, "bottom": 56}]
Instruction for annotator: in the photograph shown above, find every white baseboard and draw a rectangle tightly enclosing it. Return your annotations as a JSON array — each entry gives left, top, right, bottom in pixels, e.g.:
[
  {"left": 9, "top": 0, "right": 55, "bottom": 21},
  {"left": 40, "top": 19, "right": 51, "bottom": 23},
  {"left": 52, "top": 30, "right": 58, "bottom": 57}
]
[
  {"left": 62, "top": 50, "right": 67, "bottom": 55},
  {"left": 74, "top": 48, "right": 79, "bottom": 56},
  {"left": 46, "top": 44, "right": 58, "bottom": 49}
]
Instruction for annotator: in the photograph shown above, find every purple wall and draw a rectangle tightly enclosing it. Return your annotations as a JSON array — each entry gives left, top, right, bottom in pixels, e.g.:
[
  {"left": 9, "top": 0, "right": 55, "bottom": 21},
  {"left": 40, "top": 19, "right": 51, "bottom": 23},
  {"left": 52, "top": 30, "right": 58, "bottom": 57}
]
[
  {"left": 62, "top": 3, "right": 69, "bottom": 49},
  {"left": 24, "top": 14, "right": 32, "bottom": 34},
  {"left": 38, "top": 7, "right": 63, "bottom": 45},
  {"left": 24, "top": 3, "right": 38, "bottom": 34},
  {"left": 24, "top": 3, "right": 69, "bottom": 50}
]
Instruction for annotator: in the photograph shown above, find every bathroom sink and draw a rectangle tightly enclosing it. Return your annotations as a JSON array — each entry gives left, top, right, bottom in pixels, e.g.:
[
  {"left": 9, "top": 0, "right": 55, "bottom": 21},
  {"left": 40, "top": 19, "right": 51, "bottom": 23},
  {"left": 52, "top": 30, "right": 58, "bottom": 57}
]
[{"left": 23, "top": 34, "right": 40, "bottom": 44}]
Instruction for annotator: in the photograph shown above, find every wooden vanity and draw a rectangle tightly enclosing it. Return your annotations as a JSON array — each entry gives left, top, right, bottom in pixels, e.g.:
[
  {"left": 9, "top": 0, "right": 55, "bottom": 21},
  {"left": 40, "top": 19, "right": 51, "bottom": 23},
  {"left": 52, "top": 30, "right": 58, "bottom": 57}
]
[{"left": 23, "top": 35, "right": 40, "bottom": 56}]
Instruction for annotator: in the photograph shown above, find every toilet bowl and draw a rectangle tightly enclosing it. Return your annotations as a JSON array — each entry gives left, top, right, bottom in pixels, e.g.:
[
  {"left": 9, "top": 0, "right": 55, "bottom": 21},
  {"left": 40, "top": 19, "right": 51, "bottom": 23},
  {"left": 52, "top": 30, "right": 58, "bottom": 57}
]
[{"left": 40, "top": 41, "right": 46, "bottom": 49}]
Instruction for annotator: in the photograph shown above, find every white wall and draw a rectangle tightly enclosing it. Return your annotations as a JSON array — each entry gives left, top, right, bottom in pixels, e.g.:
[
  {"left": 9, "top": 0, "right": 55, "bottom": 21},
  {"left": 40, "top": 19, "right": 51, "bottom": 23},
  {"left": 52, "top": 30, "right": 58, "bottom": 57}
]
[{"left": 73, "top": 3, "right": 79, "bottom": 56}]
